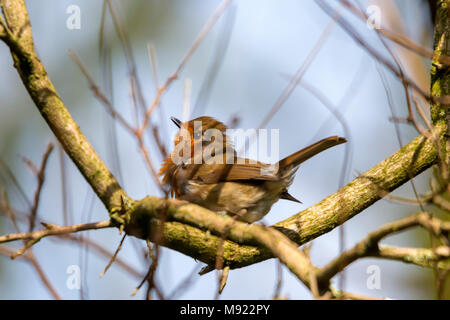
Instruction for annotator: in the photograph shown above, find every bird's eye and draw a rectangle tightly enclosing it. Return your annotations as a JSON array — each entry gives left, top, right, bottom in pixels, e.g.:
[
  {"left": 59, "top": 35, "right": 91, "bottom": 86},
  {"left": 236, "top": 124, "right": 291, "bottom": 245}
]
[{"left": 193, "top": 132, "right": 202, "bottom": 140}]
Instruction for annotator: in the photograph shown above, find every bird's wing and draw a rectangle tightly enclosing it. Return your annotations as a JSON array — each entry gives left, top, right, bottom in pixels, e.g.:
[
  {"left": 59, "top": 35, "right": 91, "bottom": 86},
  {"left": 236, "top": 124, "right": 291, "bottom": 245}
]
[{"left": 179, "top": 158, "right": 279, "bottom": 183}]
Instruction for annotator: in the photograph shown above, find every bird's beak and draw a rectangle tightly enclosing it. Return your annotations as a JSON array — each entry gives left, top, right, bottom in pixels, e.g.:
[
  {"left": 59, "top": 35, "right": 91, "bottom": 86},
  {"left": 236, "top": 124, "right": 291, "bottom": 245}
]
[{"left": 171, "top": 117, "right": 182, "bottom": 128}]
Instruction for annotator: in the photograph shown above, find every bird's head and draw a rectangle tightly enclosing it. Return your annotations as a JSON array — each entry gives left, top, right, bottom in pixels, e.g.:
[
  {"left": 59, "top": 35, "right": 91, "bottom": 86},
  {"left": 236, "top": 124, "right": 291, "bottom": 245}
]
[{"left": 170, "top": 116, "right": 233, "bottom": 164}]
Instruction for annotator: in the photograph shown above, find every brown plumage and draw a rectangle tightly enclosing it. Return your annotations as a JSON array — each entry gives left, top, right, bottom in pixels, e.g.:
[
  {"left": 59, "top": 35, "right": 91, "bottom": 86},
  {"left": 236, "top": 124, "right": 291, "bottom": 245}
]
[{"left": 159, "top": 116, "right": 346, "bottom": 223}]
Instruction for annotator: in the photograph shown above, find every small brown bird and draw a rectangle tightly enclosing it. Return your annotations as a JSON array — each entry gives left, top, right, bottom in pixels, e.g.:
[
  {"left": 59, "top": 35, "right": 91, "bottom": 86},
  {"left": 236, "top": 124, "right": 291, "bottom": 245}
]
[{"left": 159, "top": 116, "right": 346, "bottom": 223}]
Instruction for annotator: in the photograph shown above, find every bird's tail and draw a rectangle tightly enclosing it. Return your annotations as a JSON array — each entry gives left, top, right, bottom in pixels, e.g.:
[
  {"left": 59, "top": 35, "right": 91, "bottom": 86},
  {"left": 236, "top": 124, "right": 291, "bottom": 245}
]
[{"left": 277, "top": 136, "right": 347, "bottom": 174}]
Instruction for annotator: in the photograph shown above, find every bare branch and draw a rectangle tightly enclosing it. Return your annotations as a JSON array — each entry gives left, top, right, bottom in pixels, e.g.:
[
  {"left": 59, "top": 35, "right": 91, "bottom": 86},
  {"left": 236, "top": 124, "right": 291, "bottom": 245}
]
[
  {"left": 315, "top": 0, "right": 431, "bottom": 102},
  {"left": 317, "top": 212, "right": 450, "bottom": 284},
  {"left": 68, "top": 50, "right": 136, "bottom": 134},
  {"left": 258, "top": 9, "right": 337, "bottom": 129},
  {"left": 339, "top": 0, "right": 450, "bottom": 66},
  {"left": 140, "top": 0, "right": 233, "bottom": 133},
  {"left": 378, "top": 245, "right": 450, "bottom": 269},
  {"left": 28, "top": 143, "right": 54, "bottom": 232},
  {"left": 100, "top": 233, "right": 127, "bottom": 278},
  {"left": 0, "top": 220, "right": 112, "bottom": 258}
]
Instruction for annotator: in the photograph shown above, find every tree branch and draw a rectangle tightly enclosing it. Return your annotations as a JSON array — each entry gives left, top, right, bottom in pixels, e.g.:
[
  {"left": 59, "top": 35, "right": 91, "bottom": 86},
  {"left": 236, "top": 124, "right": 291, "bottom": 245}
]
[
  {"left": 27, "top": 143, "right": 54, "bottom": 232},
  {"left": 0, "top": 0, "right": 131, "bottom": 212},
  {"left": 377, "top": 245, "right": 450, "bottom": 269},
  {"left": 125, "top": 197, "right": 318, "bottom": 288},
  {"left": 317, "top": 212, "right": 450, "bottom": 284},
  {"left": 0, "top": 220, "right": 112, "bottom": 258}
]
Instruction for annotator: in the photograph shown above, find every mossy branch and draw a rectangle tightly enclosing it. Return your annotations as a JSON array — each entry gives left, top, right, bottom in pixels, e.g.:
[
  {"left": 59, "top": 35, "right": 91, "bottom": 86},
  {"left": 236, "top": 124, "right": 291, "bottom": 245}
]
[{"left": 431, "top": 0, "right": 450, "bottom": 135}]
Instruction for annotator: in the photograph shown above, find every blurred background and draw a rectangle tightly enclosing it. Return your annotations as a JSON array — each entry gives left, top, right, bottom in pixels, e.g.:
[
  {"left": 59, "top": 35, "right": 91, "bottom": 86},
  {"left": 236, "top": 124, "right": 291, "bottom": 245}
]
[{"left": 0, "top": 0, "right": 444, "bottom": 299}]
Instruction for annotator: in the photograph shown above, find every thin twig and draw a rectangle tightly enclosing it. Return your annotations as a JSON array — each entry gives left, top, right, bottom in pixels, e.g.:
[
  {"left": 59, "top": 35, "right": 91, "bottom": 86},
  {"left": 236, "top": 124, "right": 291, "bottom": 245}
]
[
  {"left": 69, "top": 50, "right": 136, "bottom": 134},
  {"left": 100, "top": 233, "right": 127, "bottom": 278},
  {"left": 28, "top": 143, "right": 54, "bottom": 232},
  {"left": 140, "top": 0, "right": 233, "bottom": 133},
  {"left": 315, "top": 0, "right": 431, "bottom": 102},
  {"left": 0, "top": 220, "right": 112, "bottom": 245},
  {"left": 258, "top": 9, "right": 339, "bottom": 129}
]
